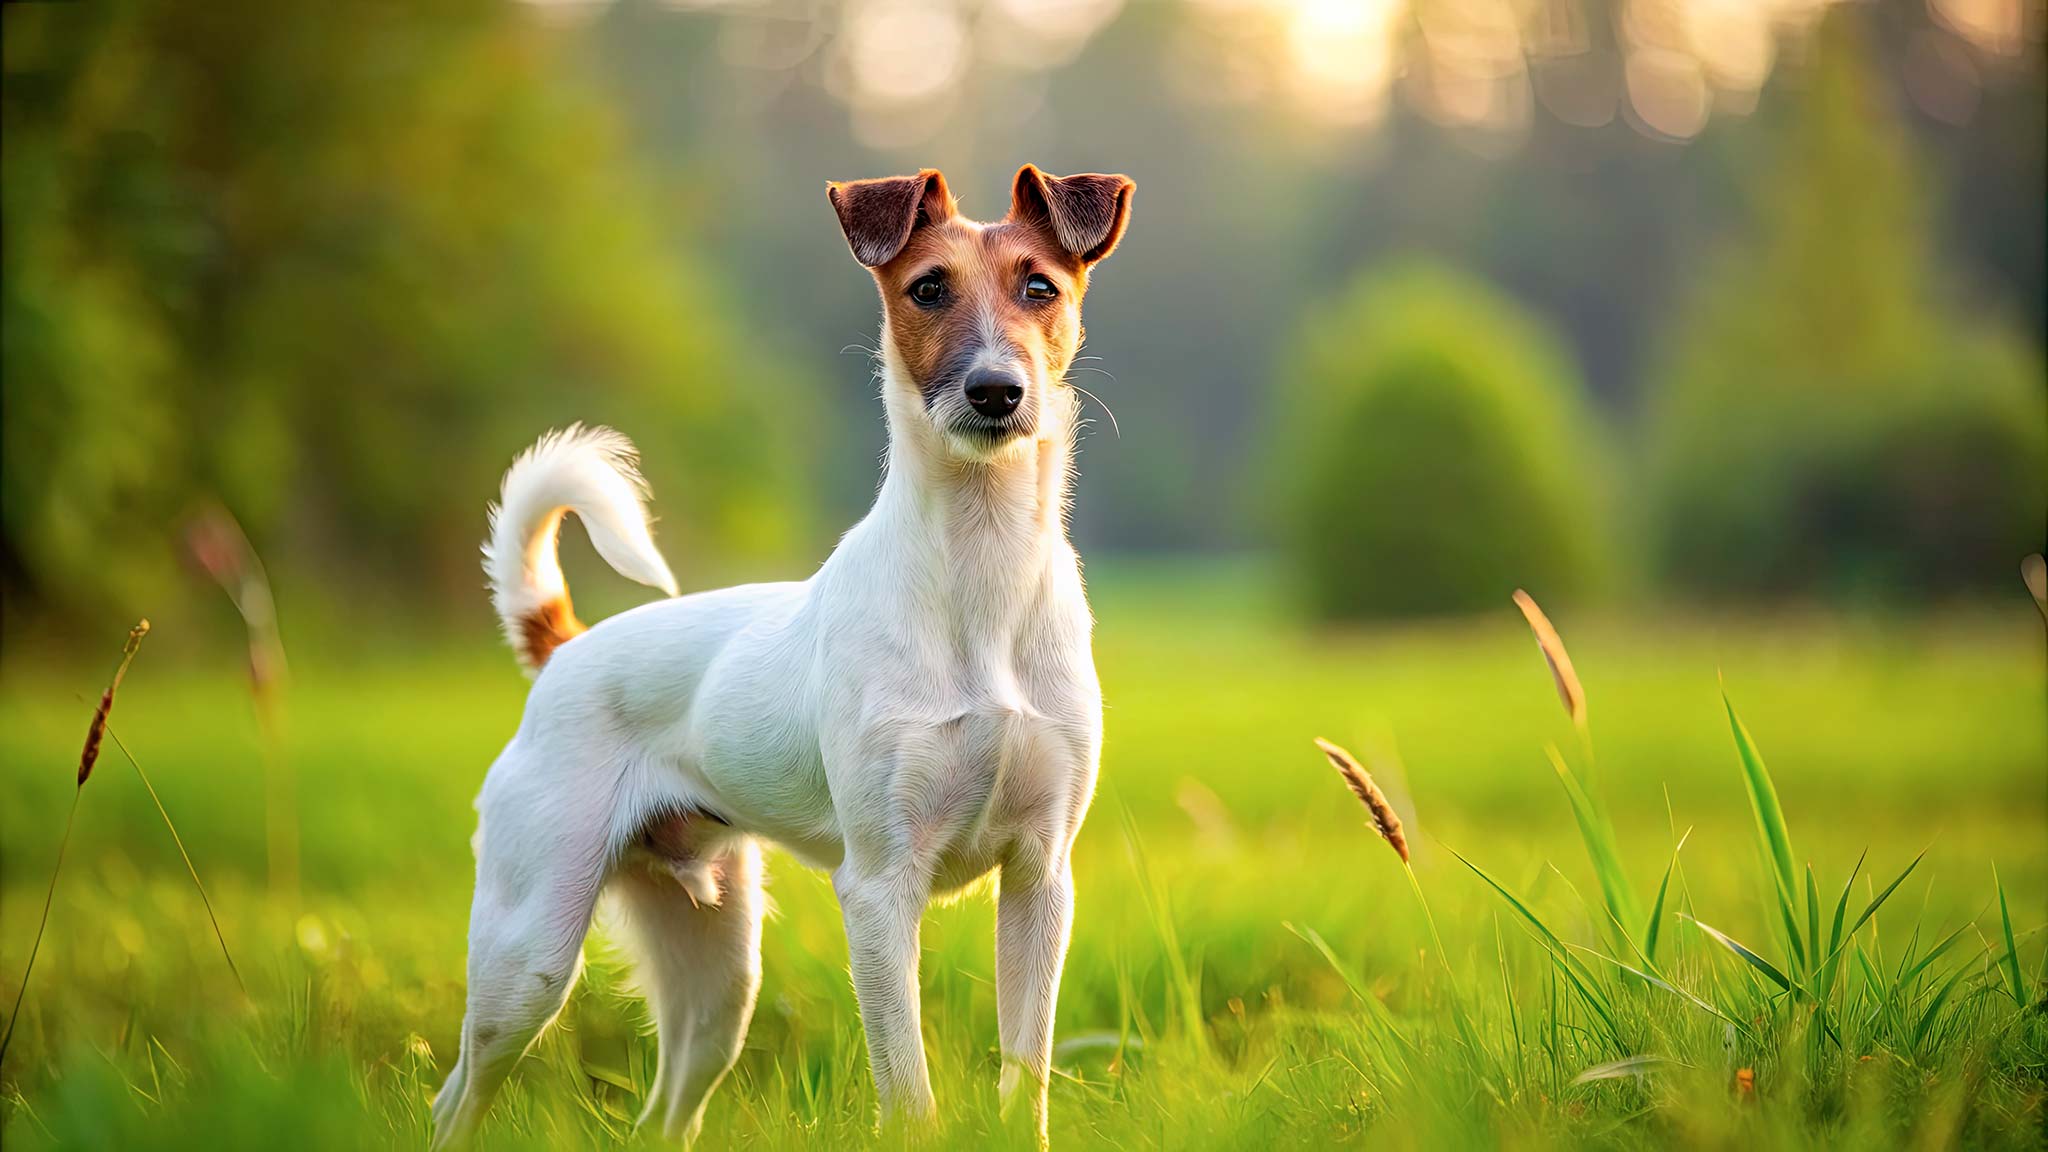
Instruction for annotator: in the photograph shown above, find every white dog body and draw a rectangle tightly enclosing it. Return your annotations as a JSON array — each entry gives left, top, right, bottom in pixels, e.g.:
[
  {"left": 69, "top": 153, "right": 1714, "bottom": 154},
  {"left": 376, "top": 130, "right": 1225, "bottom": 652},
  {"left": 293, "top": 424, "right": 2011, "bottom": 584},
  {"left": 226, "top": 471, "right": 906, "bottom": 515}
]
[
  {"left": 434, "top": 165, "right": 1132, "bottom": 1147},
  {"left": 498, "top": 418, "right": 1102, "bottom": 888}
]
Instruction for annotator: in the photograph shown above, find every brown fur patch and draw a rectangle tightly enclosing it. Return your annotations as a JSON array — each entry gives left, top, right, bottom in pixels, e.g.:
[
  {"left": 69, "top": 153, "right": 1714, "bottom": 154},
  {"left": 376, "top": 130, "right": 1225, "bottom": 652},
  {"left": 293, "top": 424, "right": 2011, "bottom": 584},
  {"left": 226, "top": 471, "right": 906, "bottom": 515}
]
[
  {"left": 827, "top": 169, "right": 956, "bottom": 268},
  {"left": 519, "top": 596, "right": 585, "bottom": 670},
  {"left": 829, "top": 166, "right": 1134, "bottom": 407},
  {"left": 875, "top": 217, "right": 1086, "bottom": 401},
  {"left": 1011, "top": 165, "right": 1133, "bottom": 264}
]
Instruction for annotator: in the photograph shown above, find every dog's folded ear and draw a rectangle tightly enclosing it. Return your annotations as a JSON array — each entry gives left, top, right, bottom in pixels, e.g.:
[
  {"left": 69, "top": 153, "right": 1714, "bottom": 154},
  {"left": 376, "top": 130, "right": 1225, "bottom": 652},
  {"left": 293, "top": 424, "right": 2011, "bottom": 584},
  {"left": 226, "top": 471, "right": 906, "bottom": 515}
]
[
  {"left": 827, "top": 169, "right": 955, "bottom": 268},
  {"left": 1010, "top": 165, "right": 1134, "bottom": 265}
]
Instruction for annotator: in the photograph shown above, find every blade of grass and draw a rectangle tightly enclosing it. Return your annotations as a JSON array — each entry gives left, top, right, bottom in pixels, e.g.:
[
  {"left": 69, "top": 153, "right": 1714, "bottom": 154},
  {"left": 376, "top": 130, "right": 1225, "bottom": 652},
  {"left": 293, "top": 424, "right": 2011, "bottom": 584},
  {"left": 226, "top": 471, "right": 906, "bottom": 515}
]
[
  {"left": 1494, "top": 914, "right": 1523, "bottom": 1054},
  {"left": 1849, "top": 849, "right": 1926, "bottom": 943},
  {"left": 1805, "top": 865, "right": 1821, "bottom": 975},
  {"left": 1396, "top": 861, "right": 1498, "bottom": 1085},
  {"left": 1683, "top": 914, "right": 1792, "bottom": 994},
  {"left": 1828, "top": 851, "right": 1867, "bottom": 958},
  {"left": 1912, "top": 953, "right": 1983, "bottom": 1050},
  {"left": 1569, "top": 942, "right": 1750, "bottom": 1036},
  {"left": 1572, "top": 1054, "right": 1681, "bottom": 1085},
  {"left": 1450, "top": 847, "right": 1620, "bottom": 1044},
  {"left": 1547, "top": 745, "right": 1642, "bottom": 952},
  {"left": 1899, "top": 921, "right": 1978, "bottom": 990},
  {"left": 102, "top": 723, "right": 245, "bottom": 996},
  {"left": 1816, "top": 850, "right": 1867, "bottom": 1002},
  {"left": 1286, "top": 922, "right": 1402, "bottom": 1034},
  {"left": 0, "top": 792, "right": 82, "bottom": 1071},
  {"left": 1853, "top": 944, "right": 1885, "bottom": 1000},
  {"left": 1724, "top": 692, "right": 1796, "bottom": 894},
  {"left": 1775, "top": 884, "right": 1808, "bottom": 978},
  {"left": 1994, "top": 865, "right": 2024, "bottom": 1006},
  {"left": 1285, "top": 922, "right": 1417, "bottom": 1081},
  {"left": 1644, "top": 828, "right": 1692, "bottom": 966},
  {"left": 1118, "top": 801, "right": 1208, "bottom": 1057},
  {"left": 1724, "top": 692, "right": 1804, "bottom": 974}
]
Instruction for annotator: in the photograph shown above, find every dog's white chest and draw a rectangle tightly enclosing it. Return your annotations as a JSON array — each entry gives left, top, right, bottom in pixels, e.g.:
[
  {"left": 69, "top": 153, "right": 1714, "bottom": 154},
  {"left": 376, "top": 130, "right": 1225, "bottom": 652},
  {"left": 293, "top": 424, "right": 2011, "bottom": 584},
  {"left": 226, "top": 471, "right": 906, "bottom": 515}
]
[{"left": 888, "top": 614, "right": 1097, "bottom": 881}]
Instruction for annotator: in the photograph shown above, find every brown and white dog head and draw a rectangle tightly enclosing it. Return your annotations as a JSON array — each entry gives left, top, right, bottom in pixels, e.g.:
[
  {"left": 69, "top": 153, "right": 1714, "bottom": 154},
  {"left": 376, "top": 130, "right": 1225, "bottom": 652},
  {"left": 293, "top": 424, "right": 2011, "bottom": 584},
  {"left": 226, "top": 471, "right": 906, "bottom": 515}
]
[{"left": 829, "top": 165, "right": 1133, "bottom": 460}]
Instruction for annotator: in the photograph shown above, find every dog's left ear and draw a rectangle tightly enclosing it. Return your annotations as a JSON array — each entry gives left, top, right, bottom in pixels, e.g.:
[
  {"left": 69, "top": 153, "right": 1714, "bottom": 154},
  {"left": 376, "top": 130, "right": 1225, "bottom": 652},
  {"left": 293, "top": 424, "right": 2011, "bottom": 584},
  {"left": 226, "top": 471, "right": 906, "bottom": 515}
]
[{"left": 1010, "top": 165, "right": 1134, "bottom": 265}]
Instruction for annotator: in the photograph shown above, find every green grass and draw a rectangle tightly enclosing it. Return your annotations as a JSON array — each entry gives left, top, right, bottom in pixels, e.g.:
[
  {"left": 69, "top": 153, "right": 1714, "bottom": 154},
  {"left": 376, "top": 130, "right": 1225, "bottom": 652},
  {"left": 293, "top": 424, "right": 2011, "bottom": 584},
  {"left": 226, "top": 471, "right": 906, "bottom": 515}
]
[{"left": 1, "top": 569, "right": 2044, "bottom": 1149}]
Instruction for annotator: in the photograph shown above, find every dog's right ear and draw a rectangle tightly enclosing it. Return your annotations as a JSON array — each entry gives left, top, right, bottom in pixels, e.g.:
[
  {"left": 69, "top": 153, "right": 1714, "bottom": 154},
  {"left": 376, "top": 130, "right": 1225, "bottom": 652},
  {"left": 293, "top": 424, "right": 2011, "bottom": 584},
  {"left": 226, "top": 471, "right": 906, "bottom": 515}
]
[{"left": 827, "top": 170, "right": 955, "bottom": 268}]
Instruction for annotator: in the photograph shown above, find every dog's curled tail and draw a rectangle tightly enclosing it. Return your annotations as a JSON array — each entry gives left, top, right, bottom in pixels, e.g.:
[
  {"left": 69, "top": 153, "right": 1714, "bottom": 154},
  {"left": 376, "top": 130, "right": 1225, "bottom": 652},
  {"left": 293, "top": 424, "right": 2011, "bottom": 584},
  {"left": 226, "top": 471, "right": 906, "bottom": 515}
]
[{"left": 484, "top": 425, "right": 678, "bottom": 674}]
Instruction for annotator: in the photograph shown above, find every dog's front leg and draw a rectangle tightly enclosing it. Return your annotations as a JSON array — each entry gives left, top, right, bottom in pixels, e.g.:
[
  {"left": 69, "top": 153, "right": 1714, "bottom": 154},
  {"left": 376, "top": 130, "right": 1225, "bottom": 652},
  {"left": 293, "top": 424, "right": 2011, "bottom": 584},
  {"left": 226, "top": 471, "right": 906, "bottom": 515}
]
[
  {"left": 995, "top": 851, "right": 1074, "bottom": 1148},
  {"left": 834, "top": 864, "right": 937, "bottom": 1129}
]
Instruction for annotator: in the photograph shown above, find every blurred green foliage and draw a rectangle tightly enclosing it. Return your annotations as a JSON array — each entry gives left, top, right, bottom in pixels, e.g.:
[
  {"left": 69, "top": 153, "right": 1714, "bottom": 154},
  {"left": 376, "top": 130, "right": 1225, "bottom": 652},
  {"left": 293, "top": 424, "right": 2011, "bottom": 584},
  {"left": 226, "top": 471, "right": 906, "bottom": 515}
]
[
  {"left": 1649, "top": 16, "right": 2047, "bottom": 603},
  {"left": 1275, "top": 263, "right": 1612, "bottom": 620},
  {"left": 1, "top": 0, "right": 808, "bottom": 626},
  {"left": 0, "top": 0, "right": 2039, "bottom": 636}
]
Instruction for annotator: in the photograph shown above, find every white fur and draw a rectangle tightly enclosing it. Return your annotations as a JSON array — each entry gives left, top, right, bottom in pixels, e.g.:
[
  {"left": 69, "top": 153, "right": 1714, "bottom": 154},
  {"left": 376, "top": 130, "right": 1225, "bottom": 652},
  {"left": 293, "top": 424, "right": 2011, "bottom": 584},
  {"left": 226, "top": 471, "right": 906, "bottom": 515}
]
[{"left": 434, "top": 358, "right": 1101, "bottom": 1147}]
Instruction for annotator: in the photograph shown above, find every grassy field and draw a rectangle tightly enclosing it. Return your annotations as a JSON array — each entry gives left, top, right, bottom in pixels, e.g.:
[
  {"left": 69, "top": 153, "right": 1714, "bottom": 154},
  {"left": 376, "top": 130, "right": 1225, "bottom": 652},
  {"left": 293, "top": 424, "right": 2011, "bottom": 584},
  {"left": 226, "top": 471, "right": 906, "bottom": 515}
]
[{"left": 1, "top": 567, "right": 2044, "bottom": 1149}]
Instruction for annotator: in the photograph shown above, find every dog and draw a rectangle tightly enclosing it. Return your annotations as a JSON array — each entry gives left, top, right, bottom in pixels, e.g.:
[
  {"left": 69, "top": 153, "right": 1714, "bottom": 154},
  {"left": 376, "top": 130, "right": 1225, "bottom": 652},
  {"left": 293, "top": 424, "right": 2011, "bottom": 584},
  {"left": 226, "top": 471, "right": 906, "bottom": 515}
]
[{"left": 430, "top": 164, "right": 1133, "bottom": 1148}]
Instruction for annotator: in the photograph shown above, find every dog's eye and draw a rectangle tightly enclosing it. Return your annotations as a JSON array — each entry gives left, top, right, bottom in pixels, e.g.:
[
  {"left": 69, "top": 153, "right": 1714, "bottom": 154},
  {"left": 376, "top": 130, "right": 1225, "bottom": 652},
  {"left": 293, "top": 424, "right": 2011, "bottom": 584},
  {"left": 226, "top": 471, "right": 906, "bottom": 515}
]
[
  {"left": 909, "top": 275, "right": 947, "bottom": 307},
  {"left": 1024, "top": 273, "right": 1058, "bottom": 302}
]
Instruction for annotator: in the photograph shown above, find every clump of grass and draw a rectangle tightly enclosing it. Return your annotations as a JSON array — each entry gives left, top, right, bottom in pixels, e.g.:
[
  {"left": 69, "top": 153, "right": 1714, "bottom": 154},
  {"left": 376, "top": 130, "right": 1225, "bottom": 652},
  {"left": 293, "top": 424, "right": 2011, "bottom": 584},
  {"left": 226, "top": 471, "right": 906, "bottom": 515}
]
[
  {"left": 1, "top": 619, "right": 149, "bottom": 1069},
  {"left": 1306, "top": 591, "right": 2039, "bottom": 1122},
  {"left": 1466, "top": 594, "right": 2021, "bottom": 1096}
]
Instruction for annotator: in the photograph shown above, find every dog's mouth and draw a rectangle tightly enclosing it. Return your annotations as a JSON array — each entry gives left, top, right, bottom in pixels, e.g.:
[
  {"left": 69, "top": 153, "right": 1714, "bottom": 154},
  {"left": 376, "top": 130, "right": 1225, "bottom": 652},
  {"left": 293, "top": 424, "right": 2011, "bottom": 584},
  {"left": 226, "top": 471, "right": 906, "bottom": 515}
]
[{"left": 947, "top": 413, "right": 1035, "bottom": 445}]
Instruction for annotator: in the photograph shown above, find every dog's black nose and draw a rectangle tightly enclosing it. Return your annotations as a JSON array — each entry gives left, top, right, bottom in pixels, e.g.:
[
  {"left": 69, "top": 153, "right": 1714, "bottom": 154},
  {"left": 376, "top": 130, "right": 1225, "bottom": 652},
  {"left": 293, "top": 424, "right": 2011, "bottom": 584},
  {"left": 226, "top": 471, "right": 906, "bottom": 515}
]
[{"left": 963, "top": 370, "right": 1024, "bottom": 419}]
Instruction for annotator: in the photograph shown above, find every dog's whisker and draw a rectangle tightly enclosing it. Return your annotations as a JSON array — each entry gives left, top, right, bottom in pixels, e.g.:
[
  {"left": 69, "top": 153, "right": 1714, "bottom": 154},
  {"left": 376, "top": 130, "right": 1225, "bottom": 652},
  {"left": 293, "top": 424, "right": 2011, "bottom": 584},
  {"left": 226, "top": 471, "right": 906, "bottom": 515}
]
[{"left": 1062, "top": 379, "right": 1121, "bottom": 439}]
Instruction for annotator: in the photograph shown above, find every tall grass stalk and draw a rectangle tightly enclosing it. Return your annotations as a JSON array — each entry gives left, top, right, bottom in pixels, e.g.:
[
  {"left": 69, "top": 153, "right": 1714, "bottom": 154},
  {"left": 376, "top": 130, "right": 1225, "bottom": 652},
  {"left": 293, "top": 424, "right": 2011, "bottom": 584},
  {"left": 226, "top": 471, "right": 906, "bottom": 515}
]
[
  {"left": 1512, "top": 591, "right": 1640, "bottom": 956},
  {"left": 0, "top": 620, "right": 149, "bottom": 1069},
  {"left": 187, "top": 505, "right": 297, "bottom": 909},
  {"left": 1312, "top": 736, "right": 1498, "bottom": 1091}
]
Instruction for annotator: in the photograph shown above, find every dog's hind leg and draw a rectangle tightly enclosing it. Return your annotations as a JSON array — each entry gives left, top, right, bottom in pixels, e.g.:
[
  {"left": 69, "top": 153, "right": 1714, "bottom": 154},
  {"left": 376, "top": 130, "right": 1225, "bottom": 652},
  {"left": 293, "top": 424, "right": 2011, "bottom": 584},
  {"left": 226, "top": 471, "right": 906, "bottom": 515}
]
[
  {"left": 431, "top": 748, "right": 618, "bottom": 1149},
  {"left": 611, "top": 838, "right": 765, "bottom": 1144}
]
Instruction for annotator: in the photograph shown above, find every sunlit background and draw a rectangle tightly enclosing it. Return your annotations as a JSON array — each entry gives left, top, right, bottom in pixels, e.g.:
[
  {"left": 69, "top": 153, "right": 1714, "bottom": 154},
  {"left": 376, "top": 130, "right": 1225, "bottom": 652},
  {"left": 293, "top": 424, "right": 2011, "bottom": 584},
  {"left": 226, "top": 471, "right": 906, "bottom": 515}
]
[
  {"left": 3, "top": 0, "right": 2042, "bottom": 635},
  {"left": 1, "top": 1, "right": 2045, "bottom": 1145}
]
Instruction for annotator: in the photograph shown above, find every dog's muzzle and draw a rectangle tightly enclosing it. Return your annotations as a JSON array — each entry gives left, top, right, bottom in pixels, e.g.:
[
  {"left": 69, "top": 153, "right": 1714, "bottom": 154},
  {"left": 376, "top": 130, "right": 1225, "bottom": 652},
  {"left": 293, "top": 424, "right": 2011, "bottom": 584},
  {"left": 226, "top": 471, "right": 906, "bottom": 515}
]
[{"left": 924, "top": 350, "right": 1037, "bottom": 445}]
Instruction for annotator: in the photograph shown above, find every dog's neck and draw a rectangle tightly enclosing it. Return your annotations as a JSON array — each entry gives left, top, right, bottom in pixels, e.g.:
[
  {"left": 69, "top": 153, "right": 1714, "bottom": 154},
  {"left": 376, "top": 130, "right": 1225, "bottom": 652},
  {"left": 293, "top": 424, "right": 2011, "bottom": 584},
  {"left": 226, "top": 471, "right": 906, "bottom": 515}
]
[{"left": 871, "top": 373, "right": 1078, "bottom": 617}]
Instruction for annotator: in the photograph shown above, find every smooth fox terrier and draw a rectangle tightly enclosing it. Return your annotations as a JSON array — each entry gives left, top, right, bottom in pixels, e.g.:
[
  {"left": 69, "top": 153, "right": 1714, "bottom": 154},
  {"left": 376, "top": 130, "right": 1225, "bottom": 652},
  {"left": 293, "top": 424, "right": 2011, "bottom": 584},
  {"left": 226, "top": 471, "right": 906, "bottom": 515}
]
[{"left": 432, "top": 164, "right": 1133, "bottom": 1147}]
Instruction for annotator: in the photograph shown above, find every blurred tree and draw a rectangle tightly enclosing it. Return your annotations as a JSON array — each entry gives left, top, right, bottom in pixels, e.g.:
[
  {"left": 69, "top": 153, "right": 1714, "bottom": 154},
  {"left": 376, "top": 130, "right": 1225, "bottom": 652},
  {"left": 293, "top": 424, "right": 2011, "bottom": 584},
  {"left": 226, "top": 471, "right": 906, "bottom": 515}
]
[
  {"left": 1649, "top": 12, "right": 2046, "bottom": 602},
  {"left": 1274, "top": 262, "right": 1612, "bottom": 620},
  {"left": 1, "top": 0, "right": 808, "bottom": 629},
  {"left": 571, "top": 0, "right": 2041, "bottom": 566}
]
